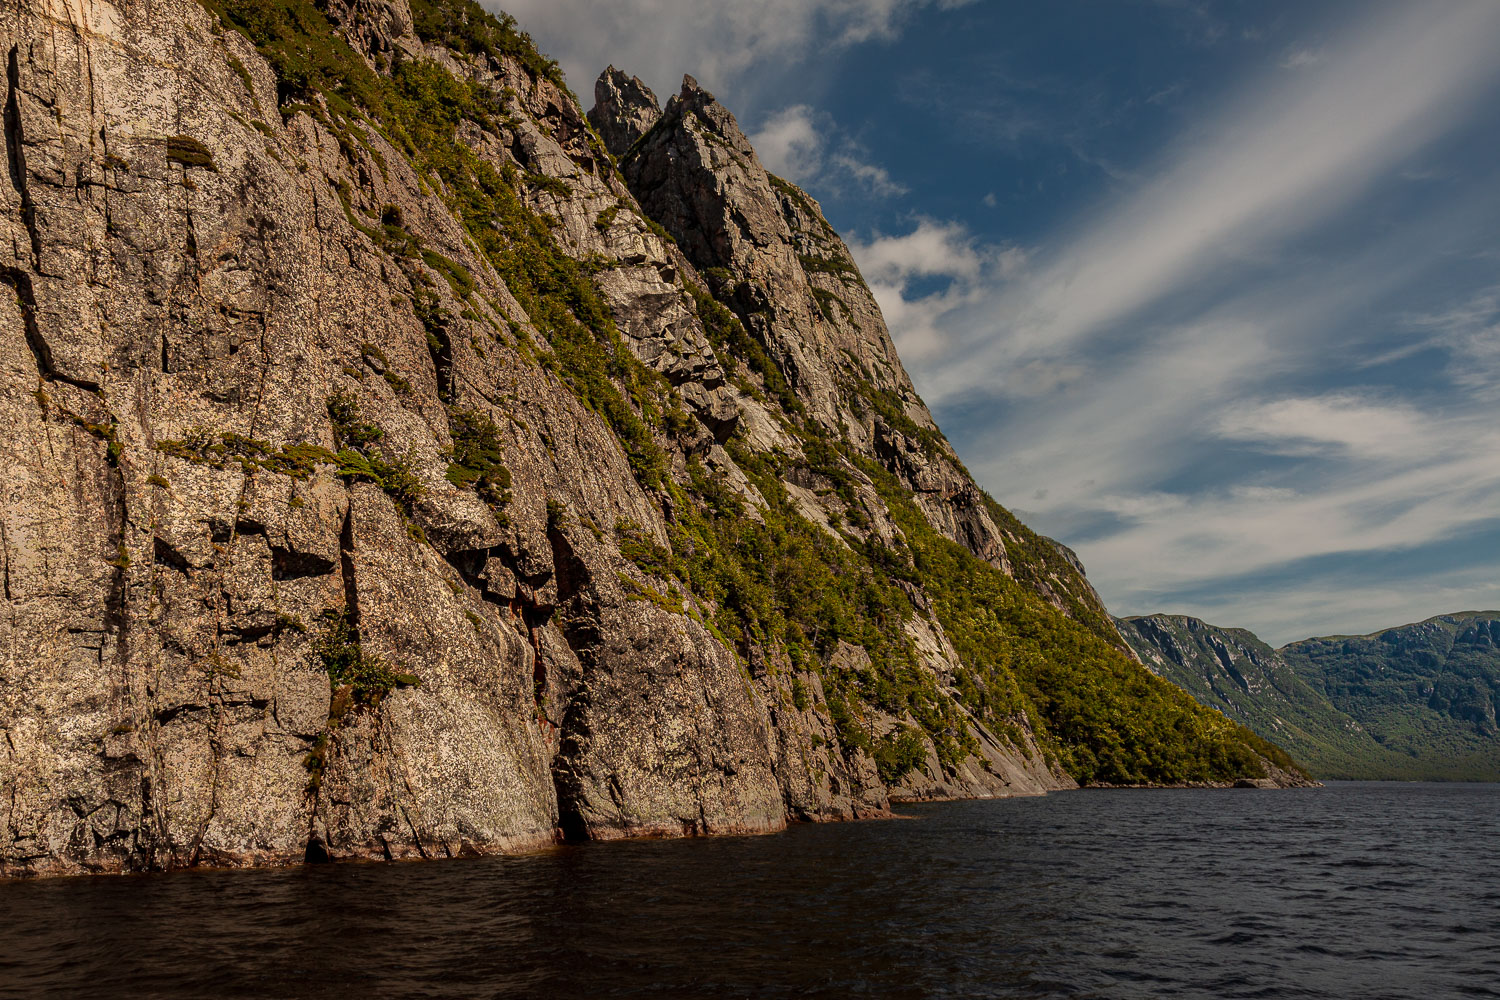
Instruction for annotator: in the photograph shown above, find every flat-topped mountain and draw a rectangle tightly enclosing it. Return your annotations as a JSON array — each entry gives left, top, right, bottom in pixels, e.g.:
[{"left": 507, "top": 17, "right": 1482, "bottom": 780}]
[
  {"left": 1283, "top": 612, "right": 1500, "bottom": 777},
  {"left": 0, "top": 0, "right": 1304, "bottom": 878},
  {"left": 1118, "top": 612, "right": 1500, "bottom": 779}
]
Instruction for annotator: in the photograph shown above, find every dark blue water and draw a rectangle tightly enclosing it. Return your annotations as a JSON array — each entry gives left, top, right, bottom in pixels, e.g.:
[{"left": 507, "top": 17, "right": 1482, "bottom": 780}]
[{"left": 1, "top": 782, "right": 1496, "bottom": 999}]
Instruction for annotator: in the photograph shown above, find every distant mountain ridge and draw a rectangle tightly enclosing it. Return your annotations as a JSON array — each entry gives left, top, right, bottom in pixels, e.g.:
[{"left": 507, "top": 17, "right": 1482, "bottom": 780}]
[{"left": 1116, "top": 612, "right": 1500, "bottom": 780}]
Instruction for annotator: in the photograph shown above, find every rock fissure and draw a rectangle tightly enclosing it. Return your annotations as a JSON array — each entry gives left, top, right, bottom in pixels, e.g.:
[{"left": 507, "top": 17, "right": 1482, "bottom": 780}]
[{"left": 4, "top": 45, "right": 43, "bottom": 272}]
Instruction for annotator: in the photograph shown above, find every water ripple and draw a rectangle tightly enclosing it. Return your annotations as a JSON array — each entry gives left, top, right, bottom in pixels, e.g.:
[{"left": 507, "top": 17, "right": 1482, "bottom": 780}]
[{"left": 0, "top": 782, "right": 1495, "bottom": 999}]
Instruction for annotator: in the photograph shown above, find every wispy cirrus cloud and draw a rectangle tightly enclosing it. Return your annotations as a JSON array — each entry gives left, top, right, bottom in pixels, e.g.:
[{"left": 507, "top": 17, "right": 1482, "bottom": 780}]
[
  {"left": 1280, "top": 46, "right": 1325, "bottom": 70},
  {"left": 852, "top": 0, "right": 1500, "bottom": 643},
  {"left": 1212, "top": 394, "right": 1436, "bottom": 460},
  {"left": 909, "top": 0, "right": 1500, "bottom": 405},
  {"left": 1149, "top": 0, "right": 1232, "bottom": 47},
  {"left": 1404, "top": 284, "right": 1500, "bottom": 401}
]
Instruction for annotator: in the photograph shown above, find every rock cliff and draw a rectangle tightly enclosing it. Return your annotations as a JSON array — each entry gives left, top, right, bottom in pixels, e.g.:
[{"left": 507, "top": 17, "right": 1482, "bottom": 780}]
[
  {"left": 0, "top": 0, "right": 1300, "bottom": 878},
  {"left": 1116, "top": 614, "right": 1375, "bottom": 780}
]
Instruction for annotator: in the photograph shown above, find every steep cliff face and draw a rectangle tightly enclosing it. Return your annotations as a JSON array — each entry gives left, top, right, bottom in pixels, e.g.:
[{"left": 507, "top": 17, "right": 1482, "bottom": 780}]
[
  {"left": 1117, "top": 615, "right": 1379, "bottom": 779},
  {"left": 1119, "top": 612, "right": 1500, "bottom": 780},
  {"left": 0, "top": 0, "right": 1298, "bottom": 878},
  {"left": 596, "top": 70, "right": 1126, "bottom": 638}
]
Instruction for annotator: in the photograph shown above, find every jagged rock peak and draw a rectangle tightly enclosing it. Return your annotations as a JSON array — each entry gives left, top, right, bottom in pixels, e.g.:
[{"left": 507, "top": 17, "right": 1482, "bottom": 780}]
[
  {"left": 661, "top": 73, "right": 757, "bottom": 159},
  {"left": 588, "top": 66, "right": 661, "bottom": 158},
  {"left": 677, "top": 74, "right": 714, "bottom": 104}
]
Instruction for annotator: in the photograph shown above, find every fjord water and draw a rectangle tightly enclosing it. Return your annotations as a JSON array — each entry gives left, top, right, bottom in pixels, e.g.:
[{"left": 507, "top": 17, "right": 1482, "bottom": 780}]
[{"left": 2, "top": 783, "right": 1495, "bottom": 999}]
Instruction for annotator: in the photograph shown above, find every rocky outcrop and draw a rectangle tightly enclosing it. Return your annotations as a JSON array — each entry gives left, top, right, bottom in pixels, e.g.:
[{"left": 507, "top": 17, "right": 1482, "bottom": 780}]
[
  {"left": 621, "top": 76, "right": 909, "bottom": 437},
  {"left": 589, "top": 67, "right": 661, "bottom": 158},
  {"left": 0, "top": 0, "right": 1299, "bottom": 879}
]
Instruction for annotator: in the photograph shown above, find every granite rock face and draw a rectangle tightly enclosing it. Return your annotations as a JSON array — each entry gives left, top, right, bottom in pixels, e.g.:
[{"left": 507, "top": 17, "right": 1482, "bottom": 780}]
[
  {"left": 588, "top": 67, "right": 661, "bottom": 159},
  {"left": 0, "top": 0, "right": 1294, "bottom": 878}
]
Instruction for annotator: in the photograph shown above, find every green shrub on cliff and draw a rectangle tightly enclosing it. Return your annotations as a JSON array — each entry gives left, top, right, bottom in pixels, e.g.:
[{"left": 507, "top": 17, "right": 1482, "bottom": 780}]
[
  {"left": 327, "top": 392, "right": 423, "bottom": 514},
  {"left": 156, "top": 428, "right": 335, "bottom": 480},
  {"left": 407, "top": 0, "right": 565, "bottom": 88},
  {"left": 310, "top": 608, "right": 419, "bottom": 707},
  {"left": 873, "top": 726, "right": 929, "bottom": 783},
  {"left": 444, "top": 406, "right": 512, "bottom": 517},
  {"left": 686, "top": 281, "right": 801, "bottom": 417},
  {"left": 197, "top": 0, "right": 384, "bottom": 110}
]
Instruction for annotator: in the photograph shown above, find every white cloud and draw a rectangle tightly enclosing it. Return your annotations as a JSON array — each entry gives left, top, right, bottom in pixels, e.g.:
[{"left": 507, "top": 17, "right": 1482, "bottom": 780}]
[
  {"left": 850, "top": 219, "right": 991, "bottom": 284},
  {"left": 1280, "top": 46, "right": 1325, "bottom": 70},
  {"left": 491, "top": 0, "right": 975, "bottom": 109},
  {"left": 848, "top": 220, "right": 1025, "bottom": 360},
  {"left": 1146, "top": 81, "right": 1187, "bottom": 105},
  {"left": 749, "top": 105, "right": 824, "bottom": 180},
  {"left": 1213, "top": 394, "right": 1434, "bottom": 460},
  {"left": 829, "top": 153, "right": 906, "bottom": 198},
  {"left": 1404, "top": 284, "right": 1500, "bottom": 400},
  {"left": 748, "top": 105, "right": 907, "bottom": 197}
]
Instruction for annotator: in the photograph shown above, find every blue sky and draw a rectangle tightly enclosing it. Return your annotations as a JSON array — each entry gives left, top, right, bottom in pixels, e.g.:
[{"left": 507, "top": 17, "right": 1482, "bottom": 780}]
[{"left": 498, "top": 0, "right": 1500, "bottom": 646}]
